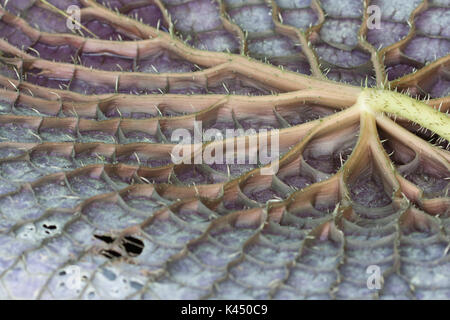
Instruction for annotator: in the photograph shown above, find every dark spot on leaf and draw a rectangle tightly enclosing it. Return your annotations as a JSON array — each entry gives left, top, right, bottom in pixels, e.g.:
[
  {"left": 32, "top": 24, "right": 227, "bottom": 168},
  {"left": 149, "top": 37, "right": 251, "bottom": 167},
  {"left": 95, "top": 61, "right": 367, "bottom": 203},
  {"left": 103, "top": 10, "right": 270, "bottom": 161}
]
[
  {"left": 122, "top": 236, "right": 144, "bottom": 257},
  {"left": 94, "top": 234, "right": 115, "bottom": 243}
]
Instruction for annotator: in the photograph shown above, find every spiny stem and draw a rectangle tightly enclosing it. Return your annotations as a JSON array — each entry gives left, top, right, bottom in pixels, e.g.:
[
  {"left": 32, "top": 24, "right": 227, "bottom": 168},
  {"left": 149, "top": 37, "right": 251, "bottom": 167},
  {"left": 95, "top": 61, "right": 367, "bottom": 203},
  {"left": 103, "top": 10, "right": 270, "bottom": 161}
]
[{"left": 357, "top": 88, "right": 450, "bottom": 141}]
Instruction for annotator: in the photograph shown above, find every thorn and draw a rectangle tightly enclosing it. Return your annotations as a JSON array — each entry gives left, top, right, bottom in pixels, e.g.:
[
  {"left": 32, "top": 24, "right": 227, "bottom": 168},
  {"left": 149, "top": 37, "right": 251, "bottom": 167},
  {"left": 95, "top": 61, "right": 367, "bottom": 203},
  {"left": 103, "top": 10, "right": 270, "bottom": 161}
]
[
  {"left": 222, "top": 82, "right": 229, "bottom": 94},
  {"left": 115, "top": 76, "right": 119, "bottom": 92},
  {"left": 134, "top": 152, "right": 141, "bottom": 165},
  {"left": 27, "top": 46, "right": 40, "bottom": 58},
  {"left": 7, "top": 80, "right": 18, "bottom": 91},
  {"left": 115, "top": 107, "right": 122, "bottom": 118},
  {"left": 154, "top": 105, "right": 163, "bottom": 117},
  {"left": 140, "top": 176, "right": 151, "bottom": 184}
]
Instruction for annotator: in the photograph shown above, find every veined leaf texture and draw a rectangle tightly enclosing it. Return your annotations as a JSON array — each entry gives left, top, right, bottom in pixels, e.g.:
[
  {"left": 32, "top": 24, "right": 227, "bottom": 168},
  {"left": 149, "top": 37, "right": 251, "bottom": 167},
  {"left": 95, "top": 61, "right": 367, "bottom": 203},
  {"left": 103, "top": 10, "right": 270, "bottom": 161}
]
[{"left": 0, "top": 0, "right": 448, "bottom": 299}]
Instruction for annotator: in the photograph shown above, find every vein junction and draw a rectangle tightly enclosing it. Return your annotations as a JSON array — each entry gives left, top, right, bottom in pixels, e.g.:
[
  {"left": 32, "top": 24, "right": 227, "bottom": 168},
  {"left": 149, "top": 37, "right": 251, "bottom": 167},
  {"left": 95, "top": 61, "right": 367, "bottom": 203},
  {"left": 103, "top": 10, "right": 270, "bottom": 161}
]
[{"left": 356, "top": 88, "right": 450, "bottom": 141}]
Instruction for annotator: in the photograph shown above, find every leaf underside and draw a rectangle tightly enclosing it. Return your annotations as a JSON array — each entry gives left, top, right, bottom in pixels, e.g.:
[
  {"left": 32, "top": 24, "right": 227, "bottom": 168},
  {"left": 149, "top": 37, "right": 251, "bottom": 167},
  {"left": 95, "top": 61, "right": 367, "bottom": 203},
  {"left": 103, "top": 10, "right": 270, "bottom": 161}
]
[{"left": 0, "top": 0, "right": 448, "bottom": 299}]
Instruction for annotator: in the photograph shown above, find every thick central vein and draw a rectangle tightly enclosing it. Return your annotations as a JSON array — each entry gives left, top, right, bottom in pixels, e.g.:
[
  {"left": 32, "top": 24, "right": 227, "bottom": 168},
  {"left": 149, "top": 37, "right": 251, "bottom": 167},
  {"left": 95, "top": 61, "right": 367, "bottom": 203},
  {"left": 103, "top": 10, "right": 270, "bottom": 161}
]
[{"left": 356, "top": 88, "right": 450, "bottom": 141}]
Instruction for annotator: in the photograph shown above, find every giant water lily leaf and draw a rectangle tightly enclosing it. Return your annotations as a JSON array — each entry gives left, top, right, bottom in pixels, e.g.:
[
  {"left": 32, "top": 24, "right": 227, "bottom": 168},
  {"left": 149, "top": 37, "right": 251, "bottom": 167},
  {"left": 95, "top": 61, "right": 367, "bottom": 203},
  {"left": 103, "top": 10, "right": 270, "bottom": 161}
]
[{"left": 0, "top": 0, "right": 448, "bottom": 299}]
